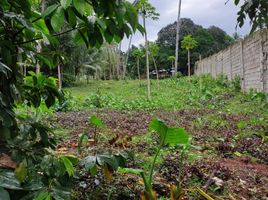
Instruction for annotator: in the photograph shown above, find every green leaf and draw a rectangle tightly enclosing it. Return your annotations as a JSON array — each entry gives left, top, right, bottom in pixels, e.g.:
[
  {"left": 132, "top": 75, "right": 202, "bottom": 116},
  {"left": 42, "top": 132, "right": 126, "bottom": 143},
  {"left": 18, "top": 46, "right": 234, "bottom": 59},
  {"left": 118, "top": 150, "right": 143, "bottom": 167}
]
[
  {"left": 97, "top": 154, "right": 118, "bottom": 170},
  {"left": 89, "top": 115, "right": 104, "bottom": 128},
  {"left": 149, "top": 118, "right": 168, "bottom": 140},
  {"left": 0, "top": 62, "right": 11, "bottom": 76},
  {"left": 165, "top": 128, "right": 190, "bottom": 145},
  {"left": 33, "top": 19, "right": 49, "bottom": 35},
  {"left": 36, "top": 192, "right": 50, "bottom": 200},
  {"left": 0, "top": 170, "right": 22, "bottom": 190},
  {"left": 51, "top": 6, "right": 65, "bottom": 32},
  {"left": 60, "top": 157, "right": 74, "bottom": 177},
  {"left": 61, "top": 0, "right": 72, "bottom": 9},
  {"left": 42, "top": 4, "right": 59, "bottom": 17},
  {"left": 0, "top": 187, "right": 10, "bottom": 200},
  {"left": 118, "top": 167, "right": 143, "bottom": 175},
  {"left": 73, "top": 0, "right": 85, "bottom": 15},
  {"left": 237, "top": 120, "right": 247, "bottom": 129},
  {"left": 15, "top": 162, "right": 27, "bottom": 182},
  {"left": 43, "top": 34, "right": 60, "bottom": 47},
  {"left": 125, "top": 2, "right": 138, "bottom": 31},
  {"left": 234, "top": 0, "right": 240, "bottom": 5},
  {"left": 51, "top": 186, "right": 71, "bottom": 200},
  {"left": 67, "top": 8, "right": 77, "bottom": 27},
  {"left": 80, "top": 156, "right": 96, "bottom": 172},
  {"left": 90, "top": 165, "right": 97, "bottom": 176},
  {"left": 36, "top": 54, "right": 54, "bottom": 68}
]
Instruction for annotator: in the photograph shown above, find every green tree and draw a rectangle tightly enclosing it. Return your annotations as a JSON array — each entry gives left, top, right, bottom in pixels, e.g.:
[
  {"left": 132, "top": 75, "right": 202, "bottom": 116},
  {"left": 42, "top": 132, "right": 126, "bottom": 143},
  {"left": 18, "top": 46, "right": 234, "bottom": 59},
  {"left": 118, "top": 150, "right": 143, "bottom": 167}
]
[
  {"left": 149, "top": 42, "right": 160, "bottom": 86},
  {"left": 235, "top": 0, "right": 268, "bottom": 32},
  {"left": 156, "top": 19, "right": 233, "bottom": 74},
  {"left": 132, "top": 48, "right": 144, "bottom": 82},
  {"left": 136, "top": 0, "right": 159, "bottom": 100},
  {"left": 0, "top": 0, "right": 141, "bottom": 198},
  {"left": 181, "top": 35, "right": 198, "bottom": 77},
  {"left": 168, "top": 56, "right": 175, "bottom": 69}
]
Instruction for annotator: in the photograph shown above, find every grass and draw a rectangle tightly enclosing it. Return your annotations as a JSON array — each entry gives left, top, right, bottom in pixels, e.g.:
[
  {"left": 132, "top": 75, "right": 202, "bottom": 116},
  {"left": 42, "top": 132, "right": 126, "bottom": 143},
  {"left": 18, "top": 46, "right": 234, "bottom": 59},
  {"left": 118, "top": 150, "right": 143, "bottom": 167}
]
[{"left": 62, "top": 75, "right": 267, "bottom": 115}]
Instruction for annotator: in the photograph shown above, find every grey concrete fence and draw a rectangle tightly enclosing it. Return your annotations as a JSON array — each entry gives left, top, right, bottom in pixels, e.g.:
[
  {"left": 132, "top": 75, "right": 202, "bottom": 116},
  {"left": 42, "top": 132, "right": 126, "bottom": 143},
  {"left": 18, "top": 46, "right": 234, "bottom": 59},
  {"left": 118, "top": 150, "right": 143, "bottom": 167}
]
[{"left": 195, "top": 29, "right": 268, "bottom": 93}]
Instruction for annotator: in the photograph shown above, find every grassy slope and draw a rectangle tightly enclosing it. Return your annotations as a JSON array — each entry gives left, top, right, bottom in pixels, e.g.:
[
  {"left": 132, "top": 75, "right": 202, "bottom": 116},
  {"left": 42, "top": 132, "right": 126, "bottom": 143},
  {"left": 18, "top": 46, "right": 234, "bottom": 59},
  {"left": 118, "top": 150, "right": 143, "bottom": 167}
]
[{"left": 65, "top": 76, "right": 267, "bottom": 116}]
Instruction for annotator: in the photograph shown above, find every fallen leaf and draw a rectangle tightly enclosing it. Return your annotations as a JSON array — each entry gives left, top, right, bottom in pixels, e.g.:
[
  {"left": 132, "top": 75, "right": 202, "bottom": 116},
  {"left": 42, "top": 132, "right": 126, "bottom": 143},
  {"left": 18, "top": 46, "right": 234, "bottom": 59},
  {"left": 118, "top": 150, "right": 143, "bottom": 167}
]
[{"left": 0, "top": 154, "right": 17, "bottom": 169}]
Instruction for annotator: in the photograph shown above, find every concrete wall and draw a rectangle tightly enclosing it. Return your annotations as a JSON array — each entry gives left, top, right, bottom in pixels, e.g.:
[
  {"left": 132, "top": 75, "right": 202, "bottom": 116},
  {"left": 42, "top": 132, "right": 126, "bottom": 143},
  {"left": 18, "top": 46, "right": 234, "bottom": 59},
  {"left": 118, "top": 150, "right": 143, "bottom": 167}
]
[{"left": 195, "top": 29, "right": 268, "bottom": 93}]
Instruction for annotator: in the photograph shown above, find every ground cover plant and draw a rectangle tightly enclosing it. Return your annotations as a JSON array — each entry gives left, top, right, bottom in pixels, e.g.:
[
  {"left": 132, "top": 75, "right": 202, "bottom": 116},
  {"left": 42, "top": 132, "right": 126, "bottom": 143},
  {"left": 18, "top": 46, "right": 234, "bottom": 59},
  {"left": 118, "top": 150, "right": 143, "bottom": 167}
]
[{"left": 49, "top": 75, "right": 268, "bottom": 199}]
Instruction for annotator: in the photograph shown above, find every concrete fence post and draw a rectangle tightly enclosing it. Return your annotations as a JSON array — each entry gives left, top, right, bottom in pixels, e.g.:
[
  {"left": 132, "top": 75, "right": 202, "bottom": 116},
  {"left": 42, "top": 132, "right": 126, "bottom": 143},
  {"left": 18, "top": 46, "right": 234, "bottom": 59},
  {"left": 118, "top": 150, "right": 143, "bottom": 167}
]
[
  {"left": 240, "top": 40, "right": 245, "bottom": 90},
  {"left": 260, "top": 31, "right": 265, "bottom": 92},
  {"left": 229, "top": 47, "right": 233, "bottom": 79}
]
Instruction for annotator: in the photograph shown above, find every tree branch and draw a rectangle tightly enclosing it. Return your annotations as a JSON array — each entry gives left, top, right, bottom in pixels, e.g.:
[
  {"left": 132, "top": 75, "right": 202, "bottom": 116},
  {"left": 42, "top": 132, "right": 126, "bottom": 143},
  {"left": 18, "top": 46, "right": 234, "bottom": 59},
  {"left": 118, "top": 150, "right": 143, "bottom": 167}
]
[{"left": 15, "top": 26, "right": 81, "bottom": 45}]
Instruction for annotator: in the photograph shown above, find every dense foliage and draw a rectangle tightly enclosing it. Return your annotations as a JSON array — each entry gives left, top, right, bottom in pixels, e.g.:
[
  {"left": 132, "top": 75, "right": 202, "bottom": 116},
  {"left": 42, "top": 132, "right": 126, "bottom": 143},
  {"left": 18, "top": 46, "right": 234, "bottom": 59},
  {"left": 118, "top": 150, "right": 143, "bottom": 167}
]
[
  {"left": 0, "top": 0, "right": 141, "bottom": 199},
  {"left": 235, "top": 0, "right": 268, "bottom": 32},
  {"left": 126, "top": 18, "right": 234, "bottom": 77}
]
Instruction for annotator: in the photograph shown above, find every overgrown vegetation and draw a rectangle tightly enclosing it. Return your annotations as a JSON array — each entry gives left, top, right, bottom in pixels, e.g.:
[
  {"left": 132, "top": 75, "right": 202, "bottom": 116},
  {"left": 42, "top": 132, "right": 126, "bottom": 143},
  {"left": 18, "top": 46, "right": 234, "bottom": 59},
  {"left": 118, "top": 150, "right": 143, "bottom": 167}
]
[
  {"left": 1, "top": 0, "right": 268, "bottom": 199},
  {"left": 48, "top": 75, "right": 267, "bottom": 199}
]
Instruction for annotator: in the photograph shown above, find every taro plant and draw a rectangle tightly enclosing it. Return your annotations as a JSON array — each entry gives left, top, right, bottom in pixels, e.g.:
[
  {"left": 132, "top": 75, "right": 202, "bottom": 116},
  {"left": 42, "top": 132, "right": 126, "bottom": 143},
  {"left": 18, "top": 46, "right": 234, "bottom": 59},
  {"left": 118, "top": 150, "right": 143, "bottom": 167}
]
[
  {"left": 89, "top": 115, "right": 105, "bottom": 143},
  {"left": 80, "top": 151, "right": 130, "bottom": 181},
  {"left": 119, "top": 118, "right": 190, "bottom": 200}
]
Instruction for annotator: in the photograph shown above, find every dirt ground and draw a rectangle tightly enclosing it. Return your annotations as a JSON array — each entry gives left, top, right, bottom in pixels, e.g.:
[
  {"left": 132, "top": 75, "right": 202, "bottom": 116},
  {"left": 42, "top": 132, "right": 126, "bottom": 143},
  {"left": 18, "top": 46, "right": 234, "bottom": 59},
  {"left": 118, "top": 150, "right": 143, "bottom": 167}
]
[{"left": 53, "top": 109, "right": 268, "bottom": 200}]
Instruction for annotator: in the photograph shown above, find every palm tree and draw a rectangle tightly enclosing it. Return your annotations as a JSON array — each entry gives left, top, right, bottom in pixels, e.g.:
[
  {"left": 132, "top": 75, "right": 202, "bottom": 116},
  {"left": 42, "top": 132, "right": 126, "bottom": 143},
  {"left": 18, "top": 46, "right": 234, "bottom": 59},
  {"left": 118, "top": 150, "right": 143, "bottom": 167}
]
[{"left": 181, "top": 35, "right": 198, "bottom": 77}]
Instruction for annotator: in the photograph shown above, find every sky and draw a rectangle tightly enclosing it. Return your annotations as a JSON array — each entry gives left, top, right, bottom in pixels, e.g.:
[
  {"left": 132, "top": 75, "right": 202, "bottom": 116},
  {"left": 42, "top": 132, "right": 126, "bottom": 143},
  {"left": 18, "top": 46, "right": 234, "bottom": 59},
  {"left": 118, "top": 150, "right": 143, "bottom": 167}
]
[{"left": 121, "top": 0, "right": 251, "bottom": 51}]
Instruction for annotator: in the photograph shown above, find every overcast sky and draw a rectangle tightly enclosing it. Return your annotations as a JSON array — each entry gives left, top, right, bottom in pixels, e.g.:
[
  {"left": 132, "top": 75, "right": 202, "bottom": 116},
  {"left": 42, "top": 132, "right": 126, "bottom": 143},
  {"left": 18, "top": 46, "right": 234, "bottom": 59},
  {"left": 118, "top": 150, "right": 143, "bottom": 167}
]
[{"left": 121, "top": 0, "right": 251, "bottom": 51}]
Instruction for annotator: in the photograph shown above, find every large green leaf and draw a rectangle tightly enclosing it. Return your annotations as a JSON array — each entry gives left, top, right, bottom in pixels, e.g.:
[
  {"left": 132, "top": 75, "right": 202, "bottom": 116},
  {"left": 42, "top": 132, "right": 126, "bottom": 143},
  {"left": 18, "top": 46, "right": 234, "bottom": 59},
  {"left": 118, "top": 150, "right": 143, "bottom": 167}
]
[
  {"left": 149, "top": 118, "right": 168, "bottom": 141},
  {"left": 33, "top": 19, "right": 49, "bottom": 35},
  {"left": 42, "top": 4, "right": 59, "bottom": 17},
  {"left": 0, "top": 170, "right": 22, "bottom": 190},
  {"left": 15, "top": 162, "right": 27, "bottom": 182},
  {"left": 60, "top": 0, "right": 72, "bottom": 9},
  {"left": 97, "top": 154, "right": 118, "bottom": 170},
  {"left": 36, "top": 192, "right": 51, "bottom": 200},
  {"left": 73, "top": 0, "right": 85, "bottom": 15},
  {"left": 165, "top": 128, "right": 190, "bottom": 145},
  {"left": 0, "top": 187, "right": 10, "bottom": 200},
  {"left": 60, "top": 157, "right": 74, "bottom": 177},
  {"left": 51, "top": 186, "right": 72, "bottom": 200},
  {"left": 51, "top": 6, "right": 65, "bottom": 32},
  {"left": 80, "top": 156, "right": 96, "bottom": 171},
  {"left": 67, "top": 8, "right": 77, "bottom": 27}
]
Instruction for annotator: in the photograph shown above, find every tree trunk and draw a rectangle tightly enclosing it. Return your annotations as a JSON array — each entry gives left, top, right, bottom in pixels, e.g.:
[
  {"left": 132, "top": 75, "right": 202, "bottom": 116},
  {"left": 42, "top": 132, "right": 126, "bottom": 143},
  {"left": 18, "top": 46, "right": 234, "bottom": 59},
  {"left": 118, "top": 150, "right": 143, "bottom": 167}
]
[
  {"left": 124, "top": 35, "right": 133, "bottom": 78},
  {"left": 152, "top": 55, "right": 159, "bottom": 88},
  {"left": 143, "top": 11, "right": 151, "bottom": 99},
  {"left": 174, "top": 0, "right": 182, "bottom": 76},
  {"left": 107, "top": 47, "right": 113, "bottom": 80},
  {"left": 58, "top": 64, "right": 62, "bottom": 90},
  {"left": 137, "top": 57, "right": 141, "bottom": 83},
  {"left": 36, "top": 0, "right": 45, "bottom": 73},
  {"left": 188, "top": 49, "right": 191, "bottom": 77}
]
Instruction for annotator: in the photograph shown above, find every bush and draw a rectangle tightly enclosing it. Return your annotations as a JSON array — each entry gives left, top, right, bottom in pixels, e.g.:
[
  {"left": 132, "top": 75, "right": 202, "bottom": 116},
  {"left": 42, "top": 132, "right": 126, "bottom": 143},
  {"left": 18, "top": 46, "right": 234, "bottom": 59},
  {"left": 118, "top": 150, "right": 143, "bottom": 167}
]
[{"left": 63, "top": 73, "right": 76, "bottom": 87}]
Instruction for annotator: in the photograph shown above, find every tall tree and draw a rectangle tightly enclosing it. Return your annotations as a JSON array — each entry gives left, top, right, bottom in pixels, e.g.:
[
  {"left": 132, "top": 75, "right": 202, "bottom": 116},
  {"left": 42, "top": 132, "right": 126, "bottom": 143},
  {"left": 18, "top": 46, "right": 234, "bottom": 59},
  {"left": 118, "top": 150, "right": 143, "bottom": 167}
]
[
  {"left": 132, "top": 48, "right": 143, "bottom": 82},
  {"left": 149, "top": 42, "right": 160, "bottom": 87},
  {"left": 136, "top": 0, "right": 159, "bottom": 100},
  {"left": 174, "top": 0, "right": 182, "bottom": 76},
  {"left": 181, "top": 35, "right": 198, "bottom": 77}
]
